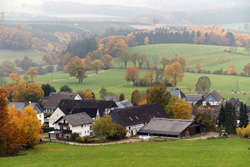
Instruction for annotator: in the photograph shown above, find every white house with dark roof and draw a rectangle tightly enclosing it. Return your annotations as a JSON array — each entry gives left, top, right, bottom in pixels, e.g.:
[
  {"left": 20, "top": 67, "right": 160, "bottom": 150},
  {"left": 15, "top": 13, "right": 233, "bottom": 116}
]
[
  {"left": 185, "top": 94, "right": 204, "bottom": 106},
  {"left": 202, "top": 90, "right": 224, "bottom": 106},
  {"left": 49, "top": 100, "right": 117, "bottom": 127},
  {"left": 49, "top": 112, "right": 93, "bottom": 139},
  {"left": 8, "top": 102, "right": 44, "bottom": 125}
]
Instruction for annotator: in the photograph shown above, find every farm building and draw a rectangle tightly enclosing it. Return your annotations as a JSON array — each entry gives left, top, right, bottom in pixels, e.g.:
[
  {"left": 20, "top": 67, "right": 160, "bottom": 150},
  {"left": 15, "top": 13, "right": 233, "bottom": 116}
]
[
  {"left": 137, "top": 118, "right": 206, "bottom": 138},
  {"left": 110, "top": 103, "right": 168, "bottom": 137}
]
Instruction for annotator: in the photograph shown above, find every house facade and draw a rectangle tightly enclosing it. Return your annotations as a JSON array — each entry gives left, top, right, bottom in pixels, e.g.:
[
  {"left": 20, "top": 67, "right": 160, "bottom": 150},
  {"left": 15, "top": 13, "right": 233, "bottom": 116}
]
[
  {"left": 49, "top": 100, "right": 117, "bottom": 127},
  {"left": 110, "top": 103, "right": 168, "bottom": 137},
  {"left": 9, "top": 102, "right": 44, "bottom": 125},
  {"left": 202, "top": 90, "right": 224, "bottom": 106},
  {"left": 49, "top": 112, "right": 93, "bottom": 139}
]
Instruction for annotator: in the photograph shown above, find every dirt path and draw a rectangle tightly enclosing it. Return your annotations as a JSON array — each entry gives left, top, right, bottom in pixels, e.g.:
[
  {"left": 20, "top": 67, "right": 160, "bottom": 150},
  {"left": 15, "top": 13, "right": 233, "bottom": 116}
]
[{"left": 185, "top": 132, "right": 219, "bottom": 140}]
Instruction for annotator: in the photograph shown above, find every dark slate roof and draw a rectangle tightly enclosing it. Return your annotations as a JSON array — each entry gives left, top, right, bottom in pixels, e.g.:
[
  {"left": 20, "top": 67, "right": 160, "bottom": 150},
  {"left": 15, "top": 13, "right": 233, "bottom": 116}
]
[
  {"left": 8, "top": 102, "right": 44, "bottom": 114},
  {"left": 116, "top": 100, "right": 133, "bottom": 108},
  {"left": 58, "top": 100, "right": 118, "bottom": 117},
  {"left": 193, "top": 108, "right": 219, "bottom": 119},
  {"left": 168, "top": 88, "right": 186, "bottom": 99},
  {"left": 209, "top": 90, "right": 223, "bottom": 101},
  {"left": 45, "top": 92, "right": 80, "bottom": 110},
  {"left": 185, "top": 94, "right": 204, "bottom": 102},
  {"left": 55, "top": 112, "right": 93, "bottom": 127},
  {"left": 228, "top": 97, "right": 240, "bottom": 106},
  {"left": 138, "top": 118, "right": 193, "bottom": 136},
  {"left": 110, "top": 103, "right": 168, "bottom": 127}
]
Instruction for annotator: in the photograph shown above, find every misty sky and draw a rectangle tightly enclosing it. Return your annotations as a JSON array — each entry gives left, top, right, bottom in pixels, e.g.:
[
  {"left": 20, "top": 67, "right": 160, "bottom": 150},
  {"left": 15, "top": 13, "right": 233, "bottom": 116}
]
[{"left": 1, "top": 0, "right": 250, "bottom": 13}]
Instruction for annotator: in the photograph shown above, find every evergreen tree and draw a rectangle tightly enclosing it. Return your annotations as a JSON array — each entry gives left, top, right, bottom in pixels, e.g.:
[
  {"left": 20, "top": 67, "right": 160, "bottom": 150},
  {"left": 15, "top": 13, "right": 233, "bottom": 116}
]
[
  {"left": 218, "top": 104, "right": 226, "bottom": 127},
  {"left": 239, "top": 103, "right": 249, "bottom": 128},
  {"left": 225, "top": 102, "right": 237, "bottom": 134},
  {"left": 119, "top": 93, "right": 125, "bottom": 101}
]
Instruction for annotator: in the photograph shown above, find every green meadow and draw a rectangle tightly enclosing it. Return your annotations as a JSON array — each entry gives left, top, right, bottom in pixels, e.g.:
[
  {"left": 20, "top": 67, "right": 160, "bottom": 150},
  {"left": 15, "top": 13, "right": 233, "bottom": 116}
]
[
  {"left": 37, "top": 69, "right": 250, "bottom": 104},
  {"left": 0, "top": 49, "right": 45, "bottom": 64},
  {"left": 0, "top": 138, "right": 249, "bottom": 167},
  {"left": 127, "top": 44, "right": 250, "bottom": 72}
]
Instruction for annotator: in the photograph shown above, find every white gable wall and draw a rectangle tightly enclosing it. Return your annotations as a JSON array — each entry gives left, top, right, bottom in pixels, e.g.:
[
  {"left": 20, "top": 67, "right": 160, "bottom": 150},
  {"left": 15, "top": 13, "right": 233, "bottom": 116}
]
[
  {"left": 49, "top": 108, "right": 65, "bottom": 127},
  {"left": 126, "top": 123, "right": 145, "bottom": 137}
]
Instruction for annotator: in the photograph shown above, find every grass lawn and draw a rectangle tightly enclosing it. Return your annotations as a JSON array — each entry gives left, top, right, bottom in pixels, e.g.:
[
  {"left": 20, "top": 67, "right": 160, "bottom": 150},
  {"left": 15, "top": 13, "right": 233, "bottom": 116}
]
[
  {"left": 41, "top": 69, "right": 250, "bottom": 104},
  {"left": 48, "top": 69, "right": 148, "bottom": 99},
  {"left": 0, "top": 49, "right": 46, "bottom": 64},
  {"left": 127, "top": 44, "right": 249, "bottom": 70},
  {"left": 0, "top": 138, "right": 250, "bottom": 167}
]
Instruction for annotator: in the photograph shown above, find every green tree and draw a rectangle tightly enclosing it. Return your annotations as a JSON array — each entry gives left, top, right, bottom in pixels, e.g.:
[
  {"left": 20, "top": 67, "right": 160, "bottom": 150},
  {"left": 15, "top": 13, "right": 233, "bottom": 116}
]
[
  {"left": 160, "top": 57, "right": 170, "bottom": 70},
  {"left": 130, "top": 52, "right": 138, "bottom": 67},
  {"left": 60, "top": 85, "right": 72, "bottom": 93},
  {"left": 194, "top": 111, "right": 216, "bottom": 131},
  {"left": 225, "top": 102, "right": 237, "bottom": 134},
  {"left": 218, "top": 104, "right": 226, "bottom": 128},
  {"left": 68, "top": 60, "right": 87, "bottom": 83},
  {"left": 99, "top": 87, "right": 107, "bottom": 98},
  {"left": 146, "top": 85, "right": 171, "bottom": 109},
  {"left": 41, "top": 83, "right": 56, "bottom": 96},
  {"left": 120, "top": 50, "right": 130, "bottom": 68},
  {"left": 119, "top": 93, "right": 125, "bottom": 101},
  {"left": 239, "top": 102, "right": 249, "bottom": 128},
  {"left": 131, "top": 90, "right": 141, "bottom": 106},
  {"left": 137, "top": 53, "right": 146, "bottom": 69},
  {"left": 91, "top": 115, "right": 126, "bottom": 140},
  {"left": 195, "top": 76, "right": 211, "bottom": 94}
]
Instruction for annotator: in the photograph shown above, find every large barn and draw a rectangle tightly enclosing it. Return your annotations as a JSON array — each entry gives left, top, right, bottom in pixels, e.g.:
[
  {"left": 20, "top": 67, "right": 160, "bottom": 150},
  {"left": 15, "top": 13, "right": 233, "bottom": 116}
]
[{"left": 137, "top": 118, "right": 207, "bottom": 138}]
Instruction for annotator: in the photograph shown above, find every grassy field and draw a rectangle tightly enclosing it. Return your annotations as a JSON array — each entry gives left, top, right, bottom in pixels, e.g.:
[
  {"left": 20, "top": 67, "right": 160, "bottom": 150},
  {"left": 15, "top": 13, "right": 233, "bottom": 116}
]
[
  {"left": 35, "top": 69, "right": 250, "bottom": 104},
  {"left": 0, "top": 138, "right": 250, "bottom": 167},
  {"left": 0, "top": 49, "right": 46, "bottom": 64},
  {"left": 127, "top": 44, "right": 250, "bottom": 72}
]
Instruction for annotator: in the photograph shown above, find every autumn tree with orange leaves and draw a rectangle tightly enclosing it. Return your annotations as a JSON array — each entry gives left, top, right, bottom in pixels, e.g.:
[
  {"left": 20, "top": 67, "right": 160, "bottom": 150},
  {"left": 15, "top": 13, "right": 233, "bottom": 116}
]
[
  {"left": 164, "top": 62, "right": 184, "bottom": 86},
  {"left": 0, "top": 88, "right": 21, "bottom": 155},
  {"left": 228, "top": 64, "right": 235, "bottom": 75},
  {"left": 125, "top": 67, "right": 139, "bottom": 85},
  {"left": 12, "top": 82, "right": 44, "bottom": 102},
  {"left": 172, "top": 101, "right": 192, "bottom": 120},
  {"left": 9, "top": 73, "right": 21, "bottom": 84}
]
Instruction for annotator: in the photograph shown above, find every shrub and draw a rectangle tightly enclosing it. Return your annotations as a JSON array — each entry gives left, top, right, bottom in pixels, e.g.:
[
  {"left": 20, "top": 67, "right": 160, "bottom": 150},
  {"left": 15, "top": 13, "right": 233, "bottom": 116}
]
[{"left": 70, "top": 132, "right": 80, "bottom": 141}]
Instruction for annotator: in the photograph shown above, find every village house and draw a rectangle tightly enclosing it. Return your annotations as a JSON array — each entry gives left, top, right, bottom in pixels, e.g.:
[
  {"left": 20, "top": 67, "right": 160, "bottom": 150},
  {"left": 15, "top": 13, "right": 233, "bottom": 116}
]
[
  {"left": 49, "top": 100, "right": 117, "bottom": 127},
  {"left": 168, "top": 88, "right": 186, "bottom": 100},
  {"left": 185, "top": 94, "right": 204, "bottom": 106},
  {"left": 8, "top": 102, "right": 44, "bottom": 125},
  {"left": 110, "top": 103, "right": 168, "bottom": 137},
  {"left": 44, "top": 92, "right": 82, "bottom": 113},
  {"left": 49, "top": 112, "right": 93, "bottom": 139},
  {"left": 202, "top": 90, "right": 224, "bottom": 107},
  {"left": 137, "top": 118, "right": 207, "bottom": 138},
  {"left": 228, "top": 97, "right": 241, "bottom": 112}
]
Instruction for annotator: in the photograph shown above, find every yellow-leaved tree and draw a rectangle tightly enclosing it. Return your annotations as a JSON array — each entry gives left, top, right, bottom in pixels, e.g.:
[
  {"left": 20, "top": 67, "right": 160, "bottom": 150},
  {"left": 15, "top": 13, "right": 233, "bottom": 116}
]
[
  {"left": 20, "top": 105, "right": 41, "bottom": 148},
  {"left": 172, "top": 101, "right": 192, "bottom": 120},
  {"left": 26, "top": 67, "right": 38, "bottom": 82},
  {"left": 164, "top": 62, "right": 184, "bottom": 86}
]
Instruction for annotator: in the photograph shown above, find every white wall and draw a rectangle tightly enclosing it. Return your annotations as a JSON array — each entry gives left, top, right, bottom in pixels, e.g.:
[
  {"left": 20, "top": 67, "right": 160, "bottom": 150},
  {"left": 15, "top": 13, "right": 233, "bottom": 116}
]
[
  {"left": 126, "top": 123, "right": 145, "bottom": 137},
  {"left": 37, "top": 113, "right": 44, "bottom": 125},
  {"left": 54, "top": 118, "right": 92, "bottom": 137},
  {"left": 49, "top": 108, "right": 65, "bottom": 127}
]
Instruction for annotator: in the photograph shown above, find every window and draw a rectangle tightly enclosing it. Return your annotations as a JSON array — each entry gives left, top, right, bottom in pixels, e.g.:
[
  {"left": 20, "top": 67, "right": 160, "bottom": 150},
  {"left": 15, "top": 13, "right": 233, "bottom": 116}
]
[
  {"left": 81, "top": 125, "right": 83, "bottom": 128},
  {"left": 129, "top": 117, "right": 133, "bottom": 121},
  {"left": 135, "top": 116, "right": 139, "bottom": 120}
]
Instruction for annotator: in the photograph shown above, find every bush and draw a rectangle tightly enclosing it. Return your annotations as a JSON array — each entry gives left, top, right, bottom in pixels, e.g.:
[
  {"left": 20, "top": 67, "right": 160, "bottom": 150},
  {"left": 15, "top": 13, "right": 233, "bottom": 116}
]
[
  {"left": 236, "top": 124, "right": 250, "bottom": 138},
  {"left": 42, "top": 127, "right": 54, "bottom": 133},
  {"left": 70, "top": 132, "right": 80, "bottom": 141}
]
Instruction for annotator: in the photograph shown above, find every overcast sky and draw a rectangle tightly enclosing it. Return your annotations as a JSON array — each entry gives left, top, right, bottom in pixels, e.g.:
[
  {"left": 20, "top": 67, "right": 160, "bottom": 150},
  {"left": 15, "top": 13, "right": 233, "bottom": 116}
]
[{"left": 1, "top": 0, "right": 249, "bottom": 13}]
